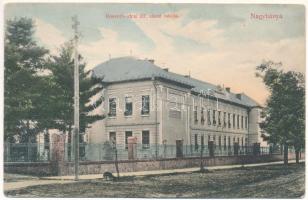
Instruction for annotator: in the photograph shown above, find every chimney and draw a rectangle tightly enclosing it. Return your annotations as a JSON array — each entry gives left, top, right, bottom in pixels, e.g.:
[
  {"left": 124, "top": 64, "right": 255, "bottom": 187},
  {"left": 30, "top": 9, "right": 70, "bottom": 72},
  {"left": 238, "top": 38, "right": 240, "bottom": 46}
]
[
  {"left": 163, "top": 68, "right": 169, "bottom": 72},
  {"left": 148, "top": 59, "right": 155, "bottom": 63},
  {"left": 236, "top": 93, "right": 242, "bottom": 100},
  {"left": 226, "top": 87, "right": 231, "bottom": 93}
]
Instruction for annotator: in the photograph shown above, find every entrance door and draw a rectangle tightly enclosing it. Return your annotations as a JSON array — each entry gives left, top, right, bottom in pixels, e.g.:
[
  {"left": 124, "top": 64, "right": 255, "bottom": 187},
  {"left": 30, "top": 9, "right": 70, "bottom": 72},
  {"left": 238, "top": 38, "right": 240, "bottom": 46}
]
[{"left": 176, "top": 140, "right": 183, "bottom": 158}]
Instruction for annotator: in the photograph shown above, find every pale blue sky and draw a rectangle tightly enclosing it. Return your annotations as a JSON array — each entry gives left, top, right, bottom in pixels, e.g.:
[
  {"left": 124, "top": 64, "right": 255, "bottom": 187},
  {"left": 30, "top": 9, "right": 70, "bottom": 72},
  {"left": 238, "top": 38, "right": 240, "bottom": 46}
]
[{"left": 4, "top": 3, "right": 306, "bottom": 103}]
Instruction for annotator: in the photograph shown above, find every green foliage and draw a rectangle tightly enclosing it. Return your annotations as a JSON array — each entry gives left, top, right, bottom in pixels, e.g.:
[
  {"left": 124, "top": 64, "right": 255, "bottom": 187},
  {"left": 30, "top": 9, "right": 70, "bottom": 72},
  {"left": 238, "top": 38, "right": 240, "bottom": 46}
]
[
  {"left": 4, "top": 17, "right": 105, "bottom": 143},
  {"left": 4, "top": 17, "right": 48, "bottom": 142},
  {"left": 46, "top": 41, "right": 105, "bottom": 136},
  {"left": 256, "top": 61, "right": 305, "bottom": 151}
]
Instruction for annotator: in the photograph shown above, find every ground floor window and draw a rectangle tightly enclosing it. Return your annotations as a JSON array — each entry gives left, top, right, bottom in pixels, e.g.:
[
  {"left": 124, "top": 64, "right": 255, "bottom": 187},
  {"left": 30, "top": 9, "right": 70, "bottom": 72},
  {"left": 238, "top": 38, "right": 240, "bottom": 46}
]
[
  {"left": 228, "top": 136, "right": 231, "bottom": 148},
  {"left": 194, "top": 134, "right": 199, "bottom": 150},
  {"left": 125, "top": 131, "right": 132, "bottom": 149},
  {"left": 109, "top": 132, "right": 116, "bottom": 146},
  {"left": 142, "top": 130, "right": 150, "bottom": 149}
]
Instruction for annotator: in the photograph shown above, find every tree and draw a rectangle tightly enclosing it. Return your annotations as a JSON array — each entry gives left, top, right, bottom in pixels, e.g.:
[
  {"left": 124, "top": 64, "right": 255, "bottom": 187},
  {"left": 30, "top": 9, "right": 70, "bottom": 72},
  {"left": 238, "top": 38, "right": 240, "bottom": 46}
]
[
  {"left": 4, "top": 17, "right": 48, "bottom": 142},
  {"left": 47, "top": 41, "right": 105, "bottom": 160},
  {"left": 256, "top": 61, "right": 305, "bottom": 164}
]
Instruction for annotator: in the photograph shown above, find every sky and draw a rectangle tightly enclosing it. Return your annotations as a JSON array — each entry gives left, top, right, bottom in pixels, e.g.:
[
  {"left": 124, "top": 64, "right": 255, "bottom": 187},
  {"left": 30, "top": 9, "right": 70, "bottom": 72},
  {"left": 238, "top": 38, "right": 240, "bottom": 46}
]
[{"left": 4, "top": 3, "right": 306, "bottom": 105}]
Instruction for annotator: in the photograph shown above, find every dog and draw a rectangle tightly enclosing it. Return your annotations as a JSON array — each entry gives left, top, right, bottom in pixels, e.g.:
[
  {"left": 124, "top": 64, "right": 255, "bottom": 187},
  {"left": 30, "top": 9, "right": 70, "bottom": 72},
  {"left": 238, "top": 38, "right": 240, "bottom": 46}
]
[{"left": 103, "top": 171, "right": 116, "bottom": 181}]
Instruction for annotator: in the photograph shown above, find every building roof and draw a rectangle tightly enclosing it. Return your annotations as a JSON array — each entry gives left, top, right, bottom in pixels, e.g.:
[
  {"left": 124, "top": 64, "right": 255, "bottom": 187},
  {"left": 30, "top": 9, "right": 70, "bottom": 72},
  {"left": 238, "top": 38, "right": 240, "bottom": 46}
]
[{"left": 92, "top": 57, "right": 261, "bottom": 108}]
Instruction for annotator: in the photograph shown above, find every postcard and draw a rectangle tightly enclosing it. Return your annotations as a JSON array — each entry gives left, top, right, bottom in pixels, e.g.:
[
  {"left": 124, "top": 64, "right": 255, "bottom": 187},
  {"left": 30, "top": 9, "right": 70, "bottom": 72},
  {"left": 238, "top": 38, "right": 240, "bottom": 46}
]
[{"left": 2, "top": 1, "right": 306, "bottom": 198}]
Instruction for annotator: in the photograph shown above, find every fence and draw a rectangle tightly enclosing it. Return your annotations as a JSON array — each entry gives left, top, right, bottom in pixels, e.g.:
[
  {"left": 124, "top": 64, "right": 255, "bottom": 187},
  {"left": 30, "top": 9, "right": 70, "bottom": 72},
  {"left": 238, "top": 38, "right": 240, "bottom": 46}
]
[
  {"left": 4, "top": 143, "right": 50, "bottom": 162},
  {"left": 4, "top": 142, "right": 300, "bottom": 163}
]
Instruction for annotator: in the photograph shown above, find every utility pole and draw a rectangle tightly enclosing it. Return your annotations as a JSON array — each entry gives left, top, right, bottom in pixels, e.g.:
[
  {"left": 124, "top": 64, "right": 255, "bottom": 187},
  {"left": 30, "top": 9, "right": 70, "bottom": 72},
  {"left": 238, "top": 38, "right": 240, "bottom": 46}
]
[{"left": 72, "top": 15, "right": 80, "bottom": 181}]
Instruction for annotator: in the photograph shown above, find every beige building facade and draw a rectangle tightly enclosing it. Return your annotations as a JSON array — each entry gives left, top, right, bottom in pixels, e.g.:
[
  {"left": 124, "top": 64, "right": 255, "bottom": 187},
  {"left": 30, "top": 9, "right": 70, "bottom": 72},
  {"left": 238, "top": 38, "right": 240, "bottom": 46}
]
[{"left": 86, "top": 57, "right": 266, "bottom": 154}]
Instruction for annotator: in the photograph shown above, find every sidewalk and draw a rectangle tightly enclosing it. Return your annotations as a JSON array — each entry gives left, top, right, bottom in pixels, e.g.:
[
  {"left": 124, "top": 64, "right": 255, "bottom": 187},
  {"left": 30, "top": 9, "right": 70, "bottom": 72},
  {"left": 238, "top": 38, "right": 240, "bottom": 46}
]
[
  {"left": 45, "top": 159, "right": 305, "bottom": 180},
  {"left": 4, "top": 159, "right": 305, "bottom": 191}
]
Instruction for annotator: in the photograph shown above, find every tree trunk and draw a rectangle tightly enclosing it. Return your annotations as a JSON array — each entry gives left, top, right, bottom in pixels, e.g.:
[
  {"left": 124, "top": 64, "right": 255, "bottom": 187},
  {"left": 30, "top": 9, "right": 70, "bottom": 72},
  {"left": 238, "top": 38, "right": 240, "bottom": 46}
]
[
  {"left": 283, "top": 144, "right": 288, "bottom": 165},
  {"left": 114, "top": 147, "right": 120, "bottom": 179},
  {"left": 295, "top": 150, "right": 300, "bottom": 164}
]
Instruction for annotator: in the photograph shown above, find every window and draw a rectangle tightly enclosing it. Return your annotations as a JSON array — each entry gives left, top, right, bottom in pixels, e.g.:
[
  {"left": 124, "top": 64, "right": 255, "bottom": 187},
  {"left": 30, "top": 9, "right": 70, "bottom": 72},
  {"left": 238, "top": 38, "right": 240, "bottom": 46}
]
[
  {"left": 44, "top": 133, "right": 50, "bottom": 150},
  {"left": 142, "top": 131, "right": 150, "bottom": 149},
  {"left": 233, "top": 137, "right": 235, "bottom": 145},
  {"left": 109, "top": 132, "right": 116, "bottom": 144},
  {"left": 213, "top": 136, "right": 216, "bottom": 147},
  {"left": 237, "top": 137, "right": 240, "bottom": 144},
  {"left": 207, "top": 109, "right": 211, "bottom": 125},
  {"left": 232, "top": 114, "right": 235, "bottom": 128},
  {"left": 125, "top": 131, "right": 132, "bottom": 149},
  {"left": 194, "top": 134, "right": 199, "bottom": 150},
  {"left": 169, "top": 109, "right": 181, "bottom": 119},
  {"left": 201, "top": 107, "right": 205, "bottom": 125},
  {"left": 208, "top": 135, "right": 211, "bottom": 145},
  {"left": 237, "top": 115, "right": 240, "bottom": 129},
  {"left": 228, "top": 113, "right": 231, "bottom": 128},
  {"left": 124, "top": 97, "right": 133, "bottom": 116},
  {"left": 223, "top": 136, "right": 227, "bottom": 150},
  {"left": 218, "top": 136, "right": 221, "bottom": 149},
  {"left": 213, "top": 110, "right": 216, "bottom": 126},
  {"left": 241, "top": 116, "right": 244, "bottom": 129},
  {"left": 241, "top": 137, "right": 244, "bottom": 147},
  {"left": 141, "top": 95, "right": 150, "bottom": 115},
  {"left": 108, "top": 98, "right": 117, "bottom": 117},
  {"left": 194, "top": 106, "right": 198, "bottom": 123},
  {"left": 228, "top": 136, "right": 231, "bottom": 148},
  {"left": 218, "top": 111, "right": 221, "bottom": 126},
  {"left": 201, "top": 135, "right": 204, "bottom": 149},
  {"left": 245, "top": 117, "right": 248, "bottom": 129},
  {"left": 223, "top": 112, "right": 227, "bottom": 127}
]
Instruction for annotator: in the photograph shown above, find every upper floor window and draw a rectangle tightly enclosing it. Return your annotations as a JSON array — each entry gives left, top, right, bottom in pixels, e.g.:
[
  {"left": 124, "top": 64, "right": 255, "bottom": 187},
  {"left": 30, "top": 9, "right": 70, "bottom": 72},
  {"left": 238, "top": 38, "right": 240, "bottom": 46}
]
[
  {"left": 228, "top": 113, "right": 231, "bottom": 128},
  {"left": 201, "top": 107, "right": 205, "bottom": 125},
  {"left": 142, "top": 130, "right": 150, "bottom": 149},
  {"left": 241, "top": 116, "right": 244, "bottom": 129},
  {"left": 223, "top": 112, "right": 227, "bottom": 127},
  {"left": 124, "top": 97, "right": 133, "bottom": 116},
  {"left": 108, "top": 98, "right": 117, "bottom": 117},
  {"left": 218, "top": 111, "right": 221, "bottom": 126},
  {"left": 245, "top": 116, "right": 248, "bottom": 129},
  {"left": 213, "top": 110, "right": 216, "bottom": 126},
  {"left": 207, "top": 109, "right": 211, "bottom": 125},
  {"left": 232, "top": 114, "right": 235, "bottom": 128},
  {"left": 237, "top": 115, "right": 240, "bottom": 129},
  {"left": 141, "top": 95, "right": 150, "bottom": 115},
  {"left": 194, "top": 106, "right": 198, "bottom": 123}
]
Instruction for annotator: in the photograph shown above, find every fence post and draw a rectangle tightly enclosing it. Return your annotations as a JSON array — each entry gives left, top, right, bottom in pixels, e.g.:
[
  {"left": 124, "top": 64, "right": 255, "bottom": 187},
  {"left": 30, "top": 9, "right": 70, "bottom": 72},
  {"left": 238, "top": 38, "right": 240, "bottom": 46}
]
[{"left": 51, "top": 134, "right": 66, "bottom": 175}]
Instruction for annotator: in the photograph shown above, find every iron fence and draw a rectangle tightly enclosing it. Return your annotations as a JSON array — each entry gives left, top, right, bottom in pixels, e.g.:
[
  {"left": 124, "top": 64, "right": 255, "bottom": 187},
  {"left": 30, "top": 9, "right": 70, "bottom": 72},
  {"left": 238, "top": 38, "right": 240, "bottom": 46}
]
[
  {"left": 4, "top": 143, "right": 50, "bottom": 162},
  {"left": 4, "top": 142, "right": 299, "bottom": 163}
]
